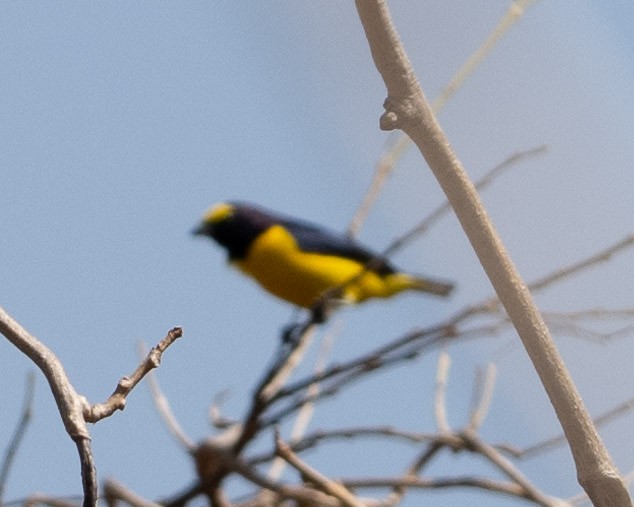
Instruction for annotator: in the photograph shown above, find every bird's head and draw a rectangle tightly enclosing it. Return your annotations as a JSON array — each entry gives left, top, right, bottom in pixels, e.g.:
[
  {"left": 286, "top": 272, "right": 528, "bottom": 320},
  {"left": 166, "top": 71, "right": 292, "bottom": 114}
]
[
  {"left": 192, "top": 202, "right": 235, "bottom": 237},
  {"left": 192, "top": 201, "right": 274, "bottom": 260}
]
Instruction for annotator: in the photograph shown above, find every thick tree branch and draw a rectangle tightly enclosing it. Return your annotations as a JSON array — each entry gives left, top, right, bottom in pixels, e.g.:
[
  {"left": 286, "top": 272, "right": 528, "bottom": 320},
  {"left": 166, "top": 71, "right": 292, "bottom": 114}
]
[{"left": 354, "top": 2, "right": 630, "bottom": 505}]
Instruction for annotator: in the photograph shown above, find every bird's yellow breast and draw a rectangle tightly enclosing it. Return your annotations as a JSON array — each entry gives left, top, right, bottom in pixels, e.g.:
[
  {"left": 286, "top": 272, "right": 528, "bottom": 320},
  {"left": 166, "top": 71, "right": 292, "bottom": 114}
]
[{"left": 234, "top": 225, "right": 406, "bottom": 308}]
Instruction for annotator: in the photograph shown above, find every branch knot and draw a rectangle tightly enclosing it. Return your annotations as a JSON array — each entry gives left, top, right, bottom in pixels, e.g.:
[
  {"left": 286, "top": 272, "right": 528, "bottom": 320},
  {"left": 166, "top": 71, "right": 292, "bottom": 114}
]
[{"left": 380, "top": 95, "right": 419, "bottom": 131}]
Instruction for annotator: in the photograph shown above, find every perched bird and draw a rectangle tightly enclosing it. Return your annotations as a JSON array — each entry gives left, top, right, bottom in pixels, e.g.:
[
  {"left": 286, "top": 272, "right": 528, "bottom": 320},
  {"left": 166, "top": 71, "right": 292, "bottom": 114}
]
[{"left": 192, "top": 201, "right": 454, "bottom": 310}]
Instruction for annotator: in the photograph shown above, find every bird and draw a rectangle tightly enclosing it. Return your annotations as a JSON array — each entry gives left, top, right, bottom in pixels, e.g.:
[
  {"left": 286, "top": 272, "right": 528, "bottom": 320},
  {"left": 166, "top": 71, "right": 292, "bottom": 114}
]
[{"left": 192, "top": 201, "right": 454, "bottom": 312}]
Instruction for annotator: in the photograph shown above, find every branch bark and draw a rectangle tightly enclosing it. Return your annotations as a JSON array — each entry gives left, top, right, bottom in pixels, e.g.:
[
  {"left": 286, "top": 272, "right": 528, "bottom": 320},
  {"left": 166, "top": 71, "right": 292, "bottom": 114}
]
[
  {"left": 0, "top": 306, "right": 95, "bottom": 505},
  {"left": 354, "top": 2, "right": 631, "bottom": 506},
  {"left": 0, "top": 305, "right": 182, "bottom": 506}
]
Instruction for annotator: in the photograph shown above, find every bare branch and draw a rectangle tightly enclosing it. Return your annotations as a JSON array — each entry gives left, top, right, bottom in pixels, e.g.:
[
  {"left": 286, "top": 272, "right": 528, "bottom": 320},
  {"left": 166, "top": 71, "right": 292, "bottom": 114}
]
[
  {"left": 273, "top": 323, "right": 452, "bottom": 403},
  {"left": 0, "top": 306, "right": 94, "bottom": 504},
  {"left": 232, "top": 324, "right": 317, "bottom": 455},
  {"left": 433, "top": 0, "right": 539, "bottom": 112},
  {"left": 260, "top": 321, "right": 517, "bottom": 428},
  {"left": 461, "top": 430, "right": 556, "bottom": 505},
  {"left": 543, "top": 308, "right": 634, "bottom": 344},
  {"left": 377, "top": 427, "right": 559, "bottom": 506},
  {"left": 0, "top": 372, "right": 35, "bottom": 504},
  {"left": 453, "top": 237, "right": 634, "bottom": 337},
  {"left": 500, "top": 396, "right": 634, "bottom": 460},
  {"left": 347, "top": 133, "right": 411, "bottom": 238},
  {"left": 103, "top": 478, "right": 161, "bottom": 507},
  {"left": 231, "top": 456, "right": 340, "bottom": 507},
  {"left": 75, "top": 437, "right": 97, "bottom": 507},
  {"left": 143, "top": 344, "right": 195, "bottom": 453},
  {"left": 530, "top": 235, "right": 634, "bottom": 293},
  {"left": 384, "top": 145, "right": 548, "bottom": 258},
  {"left": 568, "top": 470, "right": 634, "bottom": 507},
  {"left": 247, "top": 426, "right": 441, "bottom": 466},
  {"left": 341, "top": 476, "right": 551, "bottom": 506},
  {"left": 469, "top": 237, "right": 634, "bottom": 323},
  {"left": 385, "top": 441, "right": 444, "bottom": 505},
  {"left": 267, "top": 327, "right": 337, "bottom": 483},
  {"left": 348, "top": 0, "right": 540, "bottom": 238},
  {"left": 0, "top": 306, "right": 182, "bottom": 506},
  {"left": 22, "top": 495, "right": 81, "bottom": 507},
  {"left": 260, "top": 327, "right": 316, "bottom": 403},
  {"left": 468, "top": 363, "right": 497, "bottom": 431},
  {"left": 159, "top": 482, "right": 204, "bottom": 507},
  {"left": 261, "top": 252, "right": 632, "bottom": 432},
  {"left": 85, "top": 327, "right": 183, "bottom": 423},
  {"left": 263, "top": 316, "right": 525, "bottom": 426},
  {"left": 0, "top": 307, "right": 89, "bottom": 438},
  {"left": 434, "top": 351, "right": 451, "bottom": 433},
  {"left": 354, "top": 2, "right": 629, "bottom": 504},
  {"left": 546, "top": 308, "right": 634, "bottom": 322},
  {"left": 275, "top": 432, "right": 364, "bottom": 507},
  {"left": 209, "top": 390, "right": 239, "bottom": 430}
]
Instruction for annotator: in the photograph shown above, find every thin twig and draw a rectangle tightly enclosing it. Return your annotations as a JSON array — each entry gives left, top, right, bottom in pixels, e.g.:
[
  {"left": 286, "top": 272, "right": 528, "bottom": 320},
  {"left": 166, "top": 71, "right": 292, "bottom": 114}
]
[
  {"left": 347, "top": 134, "right": 411, "bottom": 238},
  {"left": 248, "top": 425, "right": 441, "bottom": 465},
  {"left": 260, "top": 326, "right": 316, "bottom": 403},
  {"left": 267, "top": 325, "right": 337, "bottom": 482},
  {"left": 273, "top": 323, "right": 452, "bottom": 402},
  {"left": 275, "top": 431, "right": 364, "bottom": 507},
  {"left": 384, "top": 441, "right": 444, "bottom": 506},
  {"left": 383, "top": 145, "right": 548, "bottom": 258},
  {"left": 21, "top": 495, "right": 81, "bottom": 507},
  {"left": 103, "top": 478, "right": 162, "bottom": 507},
  {"left": 530, "top": 235, "right": 634, "bottom": 293},
  {"left": 434, "top": 351, "right": 451, "bottom": 433},
  {"left": 468, "top": 363, "right": 497, "bottom": 431},
  {"left": 500, "top": 396, "right": 634, "bottom": 460},
  {"left": 457, "top": 236, "right": 634, "bottom": 328},
  {"left": 0, "top": 372, "right": 36, "bottom": 504},
  {"left": 231, "top": 455, "right": 339, "bottom": 507},
  {"left": 143, "top": 343, "right": 195, "bottom": 453},
  {"left": 541, "top": 308, "right": 634, "bottom": 344},
  {"left": 329, "top": 146, "right": 547, "bottom": 315},
  {"left": 461, "top": 430, "right": 556, "bottom": 505},
  {"left": 209, "top": 390, "right": 238, "bottom": 430},
  {"left": 545, "top": 308, "right": 634, "bottom": 321},
  {"left": 233, "top": 324, "right": 316, "bottom": 454},
  {"left": 434, "top": 0, "right": 539, "bottom": 112},
  {"left": 341, "top": 475, "right": 549, "bottom": 505},
  {"left": 160, "top": 482, "right": 204, "bottom": 507},
  {"left": 85, "top": 327, "right": 183, "bottom": 422},
  {"left": 348, "top": 0, "right": 540, "bottom": 238}
]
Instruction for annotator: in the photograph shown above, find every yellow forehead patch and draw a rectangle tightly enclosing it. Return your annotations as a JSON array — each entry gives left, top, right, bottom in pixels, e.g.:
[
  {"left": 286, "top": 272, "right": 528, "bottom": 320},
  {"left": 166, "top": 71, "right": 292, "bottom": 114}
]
[{"left": 203, "top": 202, "right": 235, "bottom": 224}]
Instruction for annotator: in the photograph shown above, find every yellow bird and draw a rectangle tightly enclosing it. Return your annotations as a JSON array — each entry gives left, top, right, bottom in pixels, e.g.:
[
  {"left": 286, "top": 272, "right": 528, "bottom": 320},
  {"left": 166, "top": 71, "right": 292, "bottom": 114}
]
[{"left": 193, "top": 202, "right": 454, "bottom": 310}]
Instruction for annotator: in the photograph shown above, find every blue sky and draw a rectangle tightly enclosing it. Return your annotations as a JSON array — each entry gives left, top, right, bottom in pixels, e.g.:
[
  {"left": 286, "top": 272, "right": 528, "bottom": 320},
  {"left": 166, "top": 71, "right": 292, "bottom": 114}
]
[{"left": 1, "top": 2, "right": 632, "bottom": 505}]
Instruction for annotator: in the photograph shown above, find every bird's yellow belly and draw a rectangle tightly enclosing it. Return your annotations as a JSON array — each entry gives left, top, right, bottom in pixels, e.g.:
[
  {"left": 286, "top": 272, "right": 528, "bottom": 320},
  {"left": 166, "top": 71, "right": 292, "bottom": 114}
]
[{"left": 234, "top": 225, "right": 394, "bottom": 308}]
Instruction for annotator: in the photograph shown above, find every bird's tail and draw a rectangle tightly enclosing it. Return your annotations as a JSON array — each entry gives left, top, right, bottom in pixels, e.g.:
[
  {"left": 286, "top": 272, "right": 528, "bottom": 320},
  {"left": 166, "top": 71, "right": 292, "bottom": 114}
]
[{"left": 403, "top": 274, "right": 455, "bottom": 297}]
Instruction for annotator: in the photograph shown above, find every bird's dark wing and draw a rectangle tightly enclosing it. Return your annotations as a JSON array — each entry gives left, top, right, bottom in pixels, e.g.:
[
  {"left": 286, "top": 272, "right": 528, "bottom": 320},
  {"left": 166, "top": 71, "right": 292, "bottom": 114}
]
[{"left": 280, "top": 217, "right": 396, "bottom": 275}]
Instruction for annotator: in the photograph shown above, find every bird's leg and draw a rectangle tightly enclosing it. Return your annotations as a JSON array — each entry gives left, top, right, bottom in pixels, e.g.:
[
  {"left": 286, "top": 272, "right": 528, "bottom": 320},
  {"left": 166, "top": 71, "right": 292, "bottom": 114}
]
[
  {"left": 281, "top": 308, "right": 308, "bottom": 344},
  {"left": 310, "top": 295, "right": 347, "bottom": 325}
]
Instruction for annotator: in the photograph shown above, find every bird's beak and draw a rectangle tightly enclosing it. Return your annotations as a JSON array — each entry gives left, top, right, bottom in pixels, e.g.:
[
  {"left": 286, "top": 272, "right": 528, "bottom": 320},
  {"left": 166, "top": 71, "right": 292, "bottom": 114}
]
[{"left": 191, "top": 222, "right": 208, "bottom": 236}]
